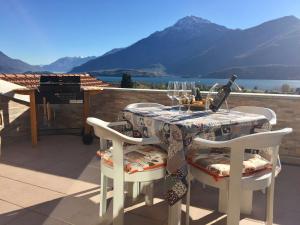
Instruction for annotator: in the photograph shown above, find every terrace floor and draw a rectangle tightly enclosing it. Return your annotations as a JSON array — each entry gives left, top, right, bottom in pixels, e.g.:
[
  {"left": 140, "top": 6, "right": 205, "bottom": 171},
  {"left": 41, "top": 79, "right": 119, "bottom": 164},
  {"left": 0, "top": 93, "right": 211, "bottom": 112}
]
[{"left": 0, "top": 135, "right": 299, "bottom": 225}]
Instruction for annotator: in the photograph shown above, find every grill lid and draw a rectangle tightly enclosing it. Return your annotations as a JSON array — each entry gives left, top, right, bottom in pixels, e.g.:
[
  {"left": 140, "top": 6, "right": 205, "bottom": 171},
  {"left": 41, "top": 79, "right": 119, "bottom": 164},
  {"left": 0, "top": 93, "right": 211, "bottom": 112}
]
[{"left": 37, "top": 75, "right": 83, "bottom": 104}]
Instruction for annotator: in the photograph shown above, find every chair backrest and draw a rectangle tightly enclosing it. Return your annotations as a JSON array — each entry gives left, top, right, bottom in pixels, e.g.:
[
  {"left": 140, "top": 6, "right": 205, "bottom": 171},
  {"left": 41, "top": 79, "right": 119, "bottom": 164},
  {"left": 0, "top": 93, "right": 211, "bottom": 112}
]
[
  {"left": 232, "top": 106, "right": 276, "bottom": 125},
  {"left": 125, "top": 103, "right": 164, "bottom": 110},
  {"left": 87, "top": 117, "right": 160, "bottom": 145},
  {"left": 193, "top": 128, "right": 292, "bottom": 182},
  {"left": 193, "top": 128, "right": 292, "bottom": 150}
]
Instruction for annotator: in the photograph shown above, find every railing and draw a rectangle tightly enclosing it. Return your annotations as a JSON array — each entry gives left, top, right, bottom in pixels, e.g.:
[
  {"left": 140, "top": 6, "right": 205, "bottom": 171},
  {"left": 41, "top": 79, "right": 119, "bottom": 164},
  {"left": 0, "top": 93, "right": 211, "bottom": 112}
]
[
  {"left": 103, "top": 86, "right": 300, "bottom": 99},
  {"left": 1, "top": 87, "right": 299, "bottom": 164}
]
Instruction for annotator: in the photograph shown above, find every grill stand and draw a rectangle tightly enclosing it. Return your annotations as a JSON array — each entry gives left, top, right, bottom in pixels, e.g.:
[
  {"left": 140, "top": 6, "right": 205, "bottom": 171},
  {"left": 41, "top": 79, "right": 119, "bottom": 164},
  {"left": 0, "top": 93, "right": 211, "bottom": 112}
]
[{"left": 14, "top": 88, "right": 102, "bottom": 146}]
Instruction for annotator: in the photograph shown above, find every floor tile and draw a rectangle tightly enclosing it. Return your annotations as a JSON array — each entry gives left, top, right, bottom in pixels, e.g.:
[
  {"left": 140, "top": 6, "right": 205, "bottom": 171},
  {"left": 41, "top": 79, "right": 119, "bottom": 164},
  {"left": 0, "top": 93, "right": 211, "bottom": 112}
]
[
  {"left": 6, "top": 211, "right": 71, "bottom": 225},
  {"left": 0, "top": 200, "right": 26, "bottom": 225},
  {"left": 0, "top": 163, "right": 99, "bottom": 195},
  {"left": 0, "top": 177, "right": 64, "bottom": 208}
]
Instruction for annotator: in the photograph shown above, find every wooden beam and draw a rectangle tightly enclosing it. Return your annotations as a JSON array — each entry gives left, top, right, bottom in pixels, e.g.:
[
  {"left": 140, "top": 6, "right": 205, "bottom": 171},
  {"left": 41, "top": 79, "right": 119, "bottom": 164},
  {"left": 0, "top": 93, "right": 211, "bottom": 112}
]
[{"left": 1, "top": 81, "right": 30, "bottom": 102}]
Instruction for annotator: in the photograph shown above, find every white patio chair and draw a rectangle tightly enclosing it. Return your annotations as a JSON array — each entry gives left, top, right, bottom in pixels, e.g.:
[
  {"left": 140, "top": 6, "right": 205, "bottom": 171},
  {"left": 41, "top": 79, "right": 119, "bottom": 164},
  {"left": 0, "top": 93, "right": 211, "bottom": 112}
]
[
  {"left": 186, "top": 128, "right": 292, "bottom": 225},
  {"left": 123, "top": 102, "right": 165, "bottom": 197},
  {"left": 232, "top": 106, "right": 277, "bottom": 126},
  {"left": 232, "top": 106, "right": 279, "bottom": 194},
  {"left": 200, "top": 106, "right": 277, "bottom": 192},
  {"left": 87, "top": 117, "right": 166, "bottom": 225},
  {"left": 99, "top": 103, "right": 164, "bottom": 150}
]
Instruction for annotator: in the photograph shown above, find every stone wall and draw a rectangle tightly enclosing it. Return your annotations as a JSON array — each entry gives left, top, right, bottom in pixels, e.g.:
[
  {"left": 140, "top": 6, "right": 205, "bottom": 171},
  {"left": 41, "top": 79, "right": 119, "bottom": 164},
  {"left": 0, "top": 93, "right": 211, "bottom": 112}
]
[{"left": 1, "top": 88, "right": 300, "bottom": 164}]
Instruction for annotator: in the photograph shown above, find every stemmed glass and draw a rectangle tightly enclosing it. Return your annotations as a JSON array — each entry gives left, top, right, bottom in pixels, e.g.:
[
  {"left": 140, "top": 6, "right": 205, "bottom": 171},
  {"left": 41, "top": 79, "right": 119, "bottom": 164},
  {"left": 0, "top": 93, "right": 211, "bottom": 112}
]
[
  {"left": 174, "top": 82, "right": 184, "bottom": 113},
  {"left": 186, "top": 82, "right": 195, "bottom": 114},
  {"left": 167, "top": 81, "right": 175, "bottom": 109},
  {"left": 181, "top": 82, "right": 187, "bottom": 112}
]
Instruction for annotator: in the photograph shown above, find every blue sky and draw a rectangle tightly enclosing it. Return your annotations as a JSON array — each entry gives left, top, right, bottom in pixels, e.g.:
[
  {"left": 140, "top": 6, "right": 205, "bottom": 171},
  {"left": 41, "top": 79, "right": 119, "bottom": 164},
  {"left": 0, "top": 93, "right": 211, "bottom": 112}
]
[{"left": 1, "top": 0, "right": 300, "bottom": 65}]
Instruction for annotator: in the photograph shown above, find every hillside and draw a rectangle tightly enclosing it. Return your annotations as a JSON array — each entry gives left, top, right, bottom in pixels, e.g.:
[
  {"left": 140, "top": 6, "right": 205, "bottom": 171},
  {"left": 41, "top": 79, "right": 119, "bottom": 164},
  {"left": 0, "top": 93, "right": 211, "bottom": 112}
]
[
  {"left": 0, "top": 51, "right": 40, "bottom": 73},
  {"left": 0, "top": 52, "right": 97, "bottom": 73},
  {"left": 71, "top": 16, "right": 230, "bottom": 74},
  {"left": 41, "top": 56, "right": 96, "bottom": 72},
  {"left": 71, "top": 15, "right": 300, "bottom": 79},
  {"left": 207, "top": 65, "right": 300, "bottom": 80}
]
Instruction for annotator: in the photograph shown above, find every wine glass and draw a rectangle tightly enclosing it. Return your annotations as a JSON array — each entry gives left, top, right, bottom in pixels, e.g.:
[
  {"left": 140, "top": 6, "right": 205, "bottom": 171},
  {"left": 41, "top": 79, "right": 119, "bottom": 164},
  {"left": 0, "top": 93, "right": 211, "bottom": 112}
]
[
  {"left": 174, "top": 82, "right": 183, "bottom": 113},
  {"left": 181, "top": 82, "right": 188, "bottom": 113},
  {"left": 186, "top": 82, "right": 195, "bottom": 113},
  {"left": 167, "top": 81, "right": 175, "bottom": 108}
]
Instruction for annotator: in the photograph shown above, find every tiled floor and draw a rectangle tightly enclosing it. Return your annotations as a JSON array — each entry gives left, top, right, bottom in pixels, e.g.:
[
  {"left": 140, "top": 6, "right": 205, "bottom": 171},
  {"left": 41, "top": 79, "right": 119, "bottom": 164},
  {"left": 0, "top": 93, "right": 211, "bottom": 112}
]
[{"left": 0, "top": 135, "right": 299, "bottom": 225}]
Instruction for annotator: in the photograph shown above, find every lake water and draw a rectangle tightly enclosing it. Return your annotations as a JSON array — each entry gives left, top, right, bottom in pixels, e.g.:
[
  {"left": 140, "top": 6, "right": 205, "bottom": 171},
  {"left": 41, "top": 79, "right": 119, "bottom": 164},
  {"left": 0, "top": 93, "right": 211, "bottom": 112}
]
[{"left": 97, "top": 75, "right": 300, "bottom": 91}]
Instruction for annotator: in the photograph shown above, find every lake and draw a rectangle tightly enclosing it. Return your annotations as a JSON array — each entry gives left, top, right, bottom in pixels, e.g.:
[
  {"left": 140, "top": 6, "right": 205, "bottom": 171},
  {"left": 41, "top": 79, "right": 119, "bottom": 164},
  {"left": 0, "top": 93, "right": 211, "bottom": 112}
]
[{"left": 97, "top": 75, "right": 300, "bottom": 91}]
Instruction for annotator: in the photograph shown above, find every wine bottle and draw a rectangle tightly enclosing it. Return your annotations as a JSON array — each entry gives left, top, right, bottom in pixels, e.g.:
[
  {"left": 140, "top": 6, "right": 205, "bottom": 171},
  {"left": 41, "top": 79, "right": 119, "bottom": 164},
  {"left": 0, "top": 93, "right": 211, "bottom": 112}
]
[
  {"left": 195, "top": 88, "right": 203, "bottom": 101},
  {"left": 209, "top": 75, "right": 237, "bottom": 112}
]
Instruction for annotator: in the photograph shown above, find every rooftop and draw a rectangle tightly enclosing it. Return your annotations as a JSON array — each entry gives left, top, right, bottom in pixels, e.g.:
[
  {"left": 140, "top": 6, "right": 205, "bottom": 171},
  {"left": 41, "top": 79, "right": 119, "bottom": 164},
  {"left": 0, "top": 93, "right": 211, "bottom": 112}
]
[
  {"left": 0, "top": 73, "right": 109, "bottom": 90},
  {"left": 0, "top": 135, "right": 299, "bottom": 225}
]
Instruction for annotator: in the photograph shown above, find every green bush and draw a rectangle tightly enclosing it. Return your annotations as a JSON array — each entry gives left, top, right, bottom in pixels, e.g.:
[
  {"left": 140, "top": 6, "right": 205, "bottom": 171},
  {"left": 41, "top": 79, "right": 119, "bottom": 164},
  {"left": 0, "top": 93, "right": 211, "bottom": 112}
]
[{"left": 120, "top": 73, "right": 133, "bottom": 88}]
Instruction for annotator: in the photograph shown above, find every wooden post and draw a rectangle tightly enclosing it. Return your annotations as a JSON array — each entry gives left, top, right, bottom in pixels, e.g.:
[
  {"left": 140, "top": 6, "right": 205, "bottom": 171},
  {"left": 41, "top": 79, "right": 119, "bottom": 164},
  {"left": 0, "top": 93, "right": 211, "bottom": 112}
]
[
  {"left": 29, "top": 90, "right": 38, "bottom": 146},
  {"left": 83, "top": 90, "right": 91, "bottom": 135},
  {"left": 14, "top": 88, "right": 38, "bottom": 146}
]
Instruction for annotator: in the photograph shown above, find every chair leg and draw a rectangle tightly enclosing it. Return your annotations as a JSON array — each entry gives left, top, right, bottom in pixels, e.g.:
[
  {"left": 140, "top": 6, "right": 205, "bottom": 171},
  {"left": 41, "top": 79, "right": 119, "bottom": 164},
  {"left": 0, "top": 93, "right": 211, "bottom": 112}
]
[
  {"left": 112, "top": 140, "right": 125, "bottom": 225},
  {"left": 100, "top": 173, "right": 108, "bottom": 217},
  {"left": 185, "top": 172, "right": 191, "bottom": 225},
  {"left": 113, "top": 175, "right": 124, "bottom": 225},
  {"left": 145, "top": 182, "right": 154, "bottom": 206},
  {"left": 218, "top": 188, "right": 228, "bottom": 213},
  {"left": 227, "top": 149, "right": 243, "bottom": 225},
  {"left": 241, "top": 190, "right": 253, "bottom": 215},
  {"left": 132, "top": 182, "right": 140, "bottom": 202},
  {"left": 266, "top": 181, "right": 275, "bottom": 225}
]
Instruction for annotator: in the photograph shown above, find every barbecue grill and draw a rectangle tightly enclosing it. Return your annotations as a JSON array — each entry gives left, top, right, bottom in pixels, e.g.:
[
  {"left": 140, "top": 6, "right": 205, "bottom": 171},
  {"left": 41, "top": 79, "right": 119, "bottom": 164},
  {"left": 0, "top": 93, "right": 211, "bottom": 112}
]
[
  {"left": 37, "top": 75, "right": 83, "bottom": 104},
  {"left": 10, "top": 73, "right": 107, "bottom": 146}
]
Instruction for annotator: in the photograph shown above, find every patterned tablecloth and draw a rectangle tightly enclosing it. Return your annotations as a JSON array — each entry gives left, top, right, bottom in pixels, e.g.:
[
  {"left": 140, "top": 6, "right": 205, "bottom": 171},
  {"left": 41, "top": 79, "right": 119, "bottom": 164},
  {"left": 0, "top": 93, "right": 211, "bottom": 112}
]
[{"left": 122, "top": 106, "right": 269, "bottom": 205}]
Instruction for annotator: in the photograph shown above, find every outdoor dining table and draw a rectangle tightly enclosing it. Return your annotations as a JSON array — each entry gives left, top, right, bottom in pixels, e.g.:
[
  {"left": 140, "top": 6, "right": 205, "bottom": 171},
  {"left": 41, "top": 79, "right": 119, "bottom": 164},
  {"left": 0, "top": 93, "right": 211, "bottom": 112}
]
[{"left": 122, "top": 105, "right": 270, "bottom": 225}]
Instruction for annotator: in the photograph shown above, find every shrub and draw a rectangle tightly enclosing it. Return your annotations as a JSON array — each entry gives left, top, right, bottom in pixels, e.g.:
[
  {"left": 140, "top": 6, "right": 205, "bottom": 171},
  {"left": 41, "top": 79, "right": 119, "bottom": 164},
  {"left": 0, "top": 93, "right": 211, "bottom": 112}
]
[{"left": 120, "top": 73, "right": 133, "bottom": 88}]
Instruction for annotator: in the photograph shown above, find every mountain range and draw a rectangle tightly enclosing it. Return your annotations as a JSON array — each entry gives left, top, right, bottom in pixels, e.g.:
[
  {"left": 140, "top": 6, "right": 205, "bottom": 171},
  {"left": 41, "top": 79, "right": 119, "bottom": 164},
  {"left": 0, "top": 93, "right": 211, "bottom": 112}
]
[
  {"left": 42, "top": 56, "right": 96, "bottom": 72},
  {"left": 0, "top": 52, "right": 96, "bottom": 73},
  {"left": 1, "top": 15, "right": 300, "bottom": 79},
  {"left": 0, "top": 51, "right": 40, "bottom": 73},
  {"left": 71, "top": 15, "right": 300, "bottom": 79}
]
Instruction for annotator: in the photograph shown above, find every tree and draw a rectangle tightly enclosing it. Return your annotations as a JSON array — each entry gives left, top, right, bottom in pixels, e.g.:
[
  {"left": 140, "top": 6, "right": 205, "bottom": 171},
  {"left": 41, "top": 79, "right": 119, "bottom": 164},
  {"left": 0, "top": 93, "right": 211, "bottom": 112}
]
[{"left": 120, "top": 73, "right": 133, "bottom": 88}]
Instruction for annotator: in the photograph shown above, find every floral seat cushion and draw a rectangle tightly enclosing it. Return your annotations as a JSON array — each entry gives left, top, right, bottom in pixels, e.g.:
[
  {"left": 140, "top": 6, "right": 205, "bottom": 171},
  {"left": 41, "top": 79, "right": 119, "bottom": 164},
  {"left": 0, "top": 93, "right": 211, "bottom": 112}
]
[
  {"left": 97, "top": 145, "right": 167, "bottom": 174},
  {"left": 187, "top": 148, "right": 272, "bottom": 180}
]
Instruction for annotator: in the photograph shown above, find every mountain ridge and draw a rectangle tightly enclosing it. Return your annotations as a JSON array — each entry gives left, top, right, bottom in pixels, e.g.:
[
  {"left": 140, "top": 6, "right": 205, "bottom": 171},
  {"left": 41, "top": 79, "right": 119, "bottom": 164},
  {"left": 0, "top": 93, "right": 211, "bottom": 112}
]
[
  {"left": 71, "top": 15, "right": 231, "bottom": 73},
  {"left": 0, "top": 51, "right": 40, "bottom": 73},
  {"left": 41, "top": 56, "right": 96, "bottom": 72},
  {"left": 71, "top": 15, "right": 300, "bottom": 79},
  {"left": 1, "top": 15, "right": 300, "bottom": 79},
  {"left": 0, "top": 52, "right": 97, "bottom": 73}
]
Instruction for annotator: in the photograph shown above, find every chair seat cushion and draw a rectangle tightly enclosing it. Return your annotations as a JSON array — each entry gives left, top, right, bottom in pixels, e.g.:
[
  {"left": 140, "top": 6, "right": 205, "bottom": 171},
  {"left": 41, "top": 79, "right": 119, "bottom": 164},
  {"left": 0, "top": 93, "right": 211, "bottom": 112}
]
[
  {"left": 187, "top": 149, "right": 272, "bottom": 180},
  {"left": 97, "top": 145, "right": 167, "bottom": 174}
]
